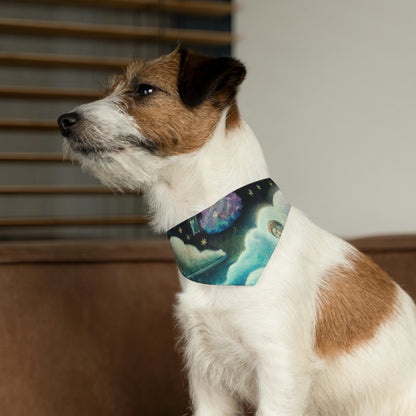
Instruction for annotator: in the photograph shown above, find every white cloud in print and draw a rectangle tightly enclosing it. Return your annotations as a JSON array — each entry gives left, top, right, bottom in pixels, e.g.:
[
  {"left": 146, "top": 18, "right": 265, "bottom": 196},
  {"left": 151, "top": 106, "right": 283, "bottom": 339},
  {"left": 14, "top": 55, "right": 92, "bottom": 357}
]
[
  {"left": 225, "top": 189, "right": 290, "bottom": 285},
  {"left": 169, "top": 236, "right": 227, "bottom": 278}
]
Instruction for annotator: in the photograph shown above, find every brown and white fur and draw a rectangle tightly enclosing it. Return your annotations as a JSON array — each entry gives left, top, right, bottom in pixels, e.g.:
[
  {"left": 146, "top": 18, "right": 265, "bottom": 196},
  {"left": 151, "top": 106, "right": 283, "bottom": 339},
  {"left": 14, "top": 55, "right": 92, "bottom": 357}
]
[{"left": 58, "top": 48, "right": 416, "bottom": 415}]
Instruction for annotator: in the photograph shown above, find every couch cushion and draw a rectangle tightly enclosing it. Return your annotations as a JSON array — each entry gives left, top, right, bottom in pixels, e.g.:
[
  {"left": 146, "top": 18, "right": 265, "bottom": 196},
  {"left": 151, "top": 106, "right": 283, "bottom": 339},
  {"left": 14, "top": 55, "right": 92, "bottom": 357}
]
[{"left": 0, "top": 241, "right": 187, "bottom": 416}]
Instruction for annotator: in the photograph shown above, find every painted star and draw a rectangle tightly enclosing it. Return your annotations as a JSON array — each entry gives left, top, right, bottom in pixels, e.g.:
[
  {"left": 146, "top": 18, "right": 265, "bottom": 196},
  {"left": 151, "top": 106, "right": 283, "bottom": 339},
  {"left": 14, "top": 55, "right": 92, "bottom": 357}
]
[
  {"left": 178, "top": 227, "right": 183, "bottom": 234},
  {"left": 186, "top": 235, "right": 191, "bottom": 240},
  {"left": 201, "top": 238, "right": 207, "bottom": 246},
  {"left": 248, "top": 189, "right": 254, "bottom": 197}
]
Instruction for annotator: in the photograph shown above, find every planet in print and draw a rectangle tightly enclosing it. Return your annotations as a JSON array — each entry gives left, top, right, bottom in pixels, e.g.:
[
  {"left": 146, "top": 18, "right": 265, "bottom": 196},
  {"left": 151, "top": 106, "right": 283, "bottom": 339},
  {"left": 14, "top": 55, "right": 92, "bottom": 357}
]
[{"left": 199, "top": 192, "right": 242, "bottom": 234}]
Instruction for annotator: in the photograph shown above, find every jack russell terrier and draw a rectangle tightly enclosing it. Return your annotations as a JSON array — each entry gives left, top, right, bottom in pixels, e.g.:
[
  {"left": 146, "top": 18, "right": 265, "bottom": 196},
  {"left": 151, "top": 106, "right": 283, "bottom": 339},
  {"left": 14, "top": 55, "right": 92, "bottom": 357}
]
[{"left": 58, "top": 47, "right": 416, "bottom": 415}]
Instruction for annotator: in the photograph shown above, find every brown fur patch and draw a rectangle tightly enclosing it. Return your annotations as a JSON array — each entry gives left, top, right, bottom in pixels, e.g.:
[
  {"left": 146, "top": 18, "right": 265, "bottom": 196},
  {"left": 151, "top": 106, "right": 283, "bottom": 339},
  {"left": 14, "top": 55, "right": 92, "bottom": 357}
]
[
  {"left": 108, "top": 50, "right": 224, "bottom": 156},
  {"left": 226, "top": 99, "right": 241, "bottom": 130},
  {"left": 315, "top": 251, "right": 398, "bottom": 358}
]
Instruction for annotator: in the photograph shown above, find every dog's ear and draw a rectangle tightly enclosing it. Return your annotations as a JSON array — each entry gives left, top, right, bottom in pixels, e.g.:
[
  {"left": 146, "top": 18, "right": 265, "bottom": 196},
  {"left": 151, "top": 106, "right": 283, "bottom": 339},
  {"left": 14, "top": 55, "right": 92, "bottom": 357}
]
[{"left": 178, "top": 48, "right": 246, "bottom": 108}]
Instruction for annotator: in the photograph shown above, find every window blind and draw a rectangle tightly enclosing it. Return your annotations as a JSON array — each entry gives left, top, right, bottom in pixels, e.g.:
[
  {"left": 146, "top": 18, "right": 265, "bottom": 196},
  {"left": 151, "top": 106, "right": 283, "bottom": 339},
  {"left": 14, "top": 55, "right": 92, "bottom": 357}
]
[{"left": 0, "top": 0, "right": 234, "bottom": 240}]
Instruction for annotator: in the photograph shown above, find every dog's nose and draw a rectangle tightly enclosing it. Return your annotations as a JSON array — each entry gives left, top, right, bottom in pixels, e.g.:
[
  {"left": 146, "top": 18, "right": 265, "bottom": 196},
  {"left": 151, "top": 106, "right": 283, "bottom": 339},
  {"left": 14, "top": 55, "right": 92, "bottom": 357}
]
[{"left": 57, "top": 112, "right": 80, "bottom": 136}]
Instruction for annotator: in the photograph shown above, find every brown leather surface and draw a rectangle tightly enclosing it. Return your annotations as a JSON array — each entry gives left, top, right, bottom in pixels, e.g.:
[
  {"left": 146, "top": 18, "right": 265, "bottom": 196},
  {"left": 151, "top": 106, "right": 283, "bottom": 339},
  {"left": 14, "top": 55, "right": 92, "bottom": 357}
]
[
  {"left": 0, "top": 259, "right": 188, "bottom": 416},
  {"left": 0, "top": 236, "right": 414, "bottom": 415},
  {"left": 352, "top": 235, "right": 416, "bottom": 300}
]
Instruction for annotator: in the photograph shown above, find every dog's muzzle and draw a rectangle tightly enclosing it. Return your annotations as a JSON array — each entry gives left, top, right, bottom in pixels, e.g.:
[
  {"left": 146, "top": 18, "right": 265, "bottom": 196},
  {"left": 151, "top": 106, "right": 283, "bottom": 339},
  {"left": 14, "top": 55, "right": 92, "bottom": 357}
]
[{"left": 57, "top": 112, "right": 80, "bottom": 137}]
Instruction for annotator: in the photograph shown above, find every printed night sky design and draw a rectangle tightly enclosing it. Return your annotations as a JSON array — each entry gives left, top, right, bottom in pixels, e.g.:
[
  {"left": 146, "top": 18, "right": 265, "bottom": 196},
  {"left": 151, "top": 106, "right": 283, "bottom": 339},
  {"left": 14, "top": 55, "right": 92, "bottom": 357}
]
[{"left": 167, "top": 178, "right": 291, "bottom": 286}]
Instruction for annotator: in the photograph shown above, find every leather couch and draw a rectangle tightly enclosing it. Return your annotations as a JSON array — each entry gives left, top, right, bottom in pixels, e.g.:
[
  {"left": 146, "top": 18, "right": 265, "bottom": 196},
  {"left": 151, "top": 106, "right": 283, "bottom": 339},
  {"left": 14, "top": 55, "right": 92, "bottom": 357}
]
[{"left": 0, "top": 235, "right": 414, "bottom": 415}]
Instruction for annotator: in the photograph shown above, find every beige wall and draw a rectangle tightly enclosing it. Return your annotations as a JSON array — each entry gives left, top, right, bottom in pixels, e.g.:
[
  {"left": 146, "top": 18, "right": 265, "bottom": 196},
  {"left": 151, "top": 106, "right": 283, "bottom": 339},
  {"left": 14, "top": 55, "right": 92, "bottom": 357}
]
[{"left": 234, "top": 0, "right": 416, "bottom": 238}]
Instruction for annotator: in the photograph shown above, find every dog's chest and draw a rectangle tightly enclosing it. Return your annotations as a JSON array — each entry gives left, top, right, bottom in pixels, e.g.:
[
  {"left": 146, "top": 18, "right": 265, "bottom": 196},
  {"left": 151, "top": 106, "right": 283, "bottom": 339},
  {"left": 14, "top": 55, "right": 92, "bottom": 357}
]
[{"left": 176, "top": 292, "right": 257, "bottom": 394}]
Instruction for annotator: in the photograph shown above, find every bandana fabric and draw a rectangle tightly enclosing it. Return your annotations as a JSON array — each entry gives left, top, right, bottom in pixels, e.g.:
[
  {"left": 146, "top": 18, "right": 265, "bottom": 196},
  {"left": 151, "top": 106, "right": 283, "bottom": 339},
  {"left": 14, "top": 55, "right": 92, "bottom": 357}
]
[{"left": 167, "top": 178, "right": 291, "bottom": 286}]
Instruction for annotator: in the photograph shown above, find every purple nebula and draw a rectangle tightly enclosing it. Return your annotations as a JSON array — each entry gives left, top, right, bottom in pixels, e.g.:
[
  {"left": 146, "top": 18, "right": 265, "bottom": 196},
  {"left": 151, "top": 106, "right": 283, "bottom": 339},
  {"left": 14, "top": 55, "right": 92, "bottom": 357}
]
[{"left": 199, "top": 192, "right": 242, "bottom": 234}]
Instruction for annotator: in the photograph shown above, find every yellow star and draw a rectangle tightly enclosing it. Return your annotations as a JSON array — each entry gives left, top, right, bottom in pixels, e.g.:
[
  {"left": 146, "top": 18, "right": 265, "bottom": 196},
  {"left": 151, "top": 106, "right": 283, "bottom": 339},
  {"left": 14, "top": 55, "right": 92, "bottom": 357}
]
[
  {"left": 257, "top": 184, "right": 262, "bottom": 190},
  {"left": 178, "top": 227, "right": 183, "bottom": 234},
  {"left": 186, "top": 235, "right": 190, "bottom": 240},
  {"left": 201, "top": 238, "right": 207, "bottom": 246},
  {"left": 248, "top": 189, "right": 254, "bottom": 197}
]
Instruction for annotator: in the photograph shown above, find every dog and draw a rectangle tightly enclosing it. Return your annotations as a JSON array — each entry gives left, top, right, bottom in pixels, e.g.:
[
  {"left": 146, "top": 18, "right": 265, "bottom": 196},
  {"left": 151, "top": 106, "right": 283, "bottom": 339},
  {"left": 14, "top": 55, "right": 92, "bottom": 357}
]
[{"left": 58, "top": 47, "right": 416, "bottom": 415}]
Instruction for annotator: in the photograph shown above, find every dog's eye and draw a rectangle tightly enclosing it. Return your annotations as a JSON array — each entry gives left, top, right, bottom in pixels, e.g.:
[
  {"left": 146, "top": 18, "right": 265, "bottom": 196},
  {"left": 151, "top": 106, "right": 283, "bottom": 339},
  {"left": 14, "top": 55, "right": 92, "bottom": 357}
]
[{"left": 134, "top": 84, "right": 156, "bottom": 98}]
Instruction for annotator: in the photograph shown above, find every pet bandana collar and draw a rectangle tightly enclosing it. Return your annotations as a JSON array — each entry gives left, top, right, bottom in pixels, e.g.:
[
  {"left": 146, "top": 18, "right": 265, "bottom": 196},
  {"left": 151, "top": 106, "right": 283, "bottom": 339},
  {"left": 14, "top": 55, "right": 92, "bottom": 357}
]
[{"left": 167, "top": 178, "right": 291, "bottom": 286}]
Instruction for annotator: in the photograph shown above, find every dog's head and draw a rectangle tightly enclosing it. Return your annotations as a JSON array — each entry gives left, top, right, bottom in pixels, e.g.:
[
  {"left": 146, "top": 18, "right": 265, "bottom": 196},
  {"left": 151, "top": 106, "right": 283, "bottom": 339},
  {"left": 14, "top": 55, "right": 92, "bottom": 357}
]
[{"left": 58, "top": 47, "right": 246, "bottom": 191}]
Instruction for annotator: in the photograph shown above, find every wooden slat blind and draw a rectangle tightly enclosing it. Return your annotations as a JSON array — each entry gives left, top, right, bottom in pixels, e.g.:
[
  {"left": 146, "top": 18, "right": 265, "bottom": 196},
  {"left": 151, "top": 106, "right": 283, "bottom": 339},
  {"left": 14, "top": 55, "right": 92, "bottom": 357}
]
[
  {"left": 0, "top": 153, "right": 63, "bottom": 162},
  {"left": 0, "top": 186, "right": 132, "bottom": 194},
  {"left": 0, "top": 0, "right": 234, "bottom": 239},
  {"left": 10, "top": 0, "right": 235, "bottom": 17},
  {"left": 0, "top": 216, "right": 147, "bottom": 227},
  {"left": 0, "top": 87, "right": 101, "bottom": 101},
  {"left": 0, "top": 18, "right": 235, "bottom": 47},
  {"left": 0, "top": 53, "right": 129, "bottom": 70},
  {"left": 0, "top": 120, "right": 58, "bottom": 130}
]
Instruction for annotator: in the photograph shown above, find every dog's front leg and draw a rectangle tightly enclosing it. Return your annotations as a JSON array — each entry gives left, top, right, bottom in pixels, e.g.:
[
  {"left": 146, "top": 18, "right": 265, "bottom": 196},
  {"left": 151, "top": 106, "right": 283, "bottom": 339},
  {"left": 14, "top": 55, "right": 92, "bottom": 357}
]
[
  {"left": 254, "top": 346, "right": 312, "bottom": 416},
  {"left": 188, "top": 368, "right": 241, "bottom": 416}
]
